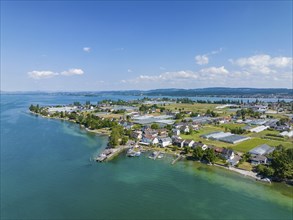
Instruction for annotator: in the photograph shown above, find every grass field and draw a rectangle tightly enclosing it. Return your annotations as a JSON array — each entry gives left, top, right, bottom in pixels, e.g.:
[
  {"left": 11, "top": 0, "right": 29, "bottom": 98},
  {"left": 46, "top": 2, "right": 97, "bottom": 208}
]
[
  {"left": 233, "top": 137, "right": 292, "bottom": 152},
  {"left": 164, "top": 103, "right": 218, "bottom": 114},
  {"left": 246, "top": 129, "right": 280, "bottom": 138},
  {"left": 237, "top": 162, "right": 253, "bottom": 171}
]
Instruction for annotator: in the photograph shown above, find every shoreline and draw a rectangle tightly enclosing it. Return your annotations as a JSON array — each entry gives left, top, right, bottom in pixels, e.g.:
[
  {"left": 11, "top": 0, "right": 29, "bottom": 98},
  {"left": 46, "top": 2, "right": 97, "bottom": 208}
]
[
  {"left": 213, "top": 163, "right": 263, "bottom": 181},
  {"left": 29, "top": 110, "right": 110, "bottom": 136},
  {"left": 29, "top": 110, "right": 280, "bottom": 185}
]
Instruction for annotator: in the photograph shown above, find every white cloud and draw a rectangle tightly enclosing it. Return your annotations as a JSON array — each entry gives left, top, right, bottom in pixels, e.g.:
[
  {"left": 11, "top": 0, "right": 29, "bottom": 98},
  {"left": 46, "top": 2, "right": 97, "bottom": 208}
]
[
  {"left": 195, "top": 55, "right": 209, "bottom": 65},
  {"left": 28, "top": 68, "right": 84, "bottom": 79},
  {"left": 127, "top": 69, "right": 132, "bottom": 73},
  {"left": 231, "top": 54, "right": 293, "bottom": 74},
  {"left": 195, "top": 48, "right": 223, "bottom": 65},
  {"left": 119, "top": 53, "right": 292, "bottom": 89},
  {"left": 123, "top": 66, "right": 230, "bottom": 84},
  {"left": 61, "top": 68, "right": 84, "bottom": 76},
  {"left": 83, "top": 47, "right": 91, "bottom": 52},
  {"left": 200, "top": 66, "right": 229, "bottom": 75},
  {"left": 28, "top": 70, "right": 58, "bottom": 79}
]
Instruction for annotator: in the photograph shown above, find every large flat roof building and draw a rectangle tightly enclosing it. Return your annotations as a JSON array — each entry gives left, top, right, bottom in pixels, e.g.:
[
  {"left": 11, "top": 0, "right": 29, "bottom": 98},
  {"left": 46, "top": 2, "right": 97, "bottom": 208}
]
[{"left": 249, "top": 144, "right": 275, "bottom": 156}]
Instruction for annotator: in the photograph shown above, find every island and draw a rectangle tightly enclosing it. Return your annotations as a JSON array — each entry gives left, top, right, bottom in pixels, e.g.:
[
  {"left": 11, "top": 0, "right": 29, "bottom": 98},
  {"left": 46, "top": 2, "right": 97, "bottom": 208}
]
[{"left": 29, "top": 97, "right": 293, "bottom": 184}]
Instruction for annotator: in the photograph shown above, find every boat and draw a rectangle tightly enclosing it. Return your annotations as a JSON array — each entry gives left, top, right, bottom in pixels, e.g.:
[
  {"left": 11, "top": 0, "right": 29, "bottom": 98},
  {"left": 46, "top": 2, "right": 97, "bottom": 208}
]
[
  {"left": 127, "top": 149, "right": 134, "bottom": 155},
  {"left": 134, "top": 151, "right": 141, "bottom": 156},
  {"left": 127, "top": 149, "right": 141, "bottom": 157},
  {"left": 148, "top": 151, "right": 158, "bottom": 159},
  {"left": 157, "top": 153, "right": 164, "bottom": 159},
  {"left": 261, "top": 177, "right": 271, "bottom": 183}
]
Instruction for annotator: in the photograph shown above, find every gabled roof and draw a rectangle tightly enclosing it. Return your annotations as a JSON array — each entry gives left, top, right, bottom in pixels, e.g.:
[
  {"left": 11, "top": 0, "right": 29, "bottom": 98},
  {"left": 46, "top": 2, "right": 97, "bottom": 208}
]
[
  {"left": 222, "top": 148, "right": 234, "bottom": 156},
  {"left": 159, "top": 137, "right": 172, "bottom": 142}
]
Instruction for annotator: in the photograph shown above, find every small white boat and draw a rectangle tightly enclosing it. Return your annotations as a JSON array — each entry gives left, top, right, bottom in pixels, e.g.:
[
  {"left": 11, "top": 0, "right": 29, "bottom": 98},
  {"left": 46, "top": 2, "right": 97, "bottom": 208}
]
[
  {"left": 261, "top": 178, "right": 271, "bottom": 183},
  {"left": 127, "top": 150, "right": 141, "bottom": 157},
  {"left": 148, "top": 151, "right": 158, "bottom": 159},
  {"left": 134, "top": 151, "right": 141, "bottom": 156},
  {"left": 157, "top": 153, "right": 164, "bottom": 159}
]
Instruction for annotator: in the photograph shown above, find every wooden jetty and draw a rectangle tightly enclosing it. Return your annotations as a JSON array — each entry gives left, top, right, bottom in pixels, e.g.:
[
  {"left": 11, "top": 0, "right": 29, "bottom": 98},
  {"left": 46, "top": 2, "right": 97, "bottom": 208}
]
[{"left": 171, "top": 155, "right": 183, "bottom": 165}]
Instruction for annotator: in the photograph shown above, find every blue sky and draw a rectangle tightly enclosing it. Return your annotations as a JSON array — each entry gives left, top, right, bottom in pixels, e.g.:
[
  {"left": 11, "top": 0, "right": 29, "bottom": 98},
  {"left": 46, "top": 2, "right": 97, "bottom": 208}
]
[{"left": 1, "top": 1, "right": 292, "bottom": 91}]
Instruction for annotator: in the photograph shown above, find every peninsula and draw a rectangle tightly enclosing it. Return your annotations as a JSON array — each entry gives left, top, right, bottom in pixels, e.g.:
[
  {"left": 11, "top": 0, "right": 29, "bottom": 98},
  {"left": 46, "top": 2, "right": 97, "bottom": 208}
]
[{"left": 29, "top": 97, "right": 293, "bottom": 184}]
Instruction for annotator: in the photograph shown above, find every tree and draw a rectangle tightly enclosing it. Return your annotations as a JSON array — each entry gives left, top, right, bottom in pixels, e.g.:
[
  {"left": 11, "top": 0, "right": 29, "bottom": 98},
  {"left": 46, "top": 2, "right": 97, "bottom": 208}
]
[
  {"left": 175, "top": 113, "right": 183, "bottom": 120},
  {"left": 183, "top": 146, "right": 191, "bottom": 154},
  {"left": 133, "top": 124, "right": 142, "bottom": 130},
  {"left": 29, "top": 104, "right": 35, "bottom": 112},
  {"left": 271, "top": 148, "right": 293, "bottom": 180},
  {"left": 121, "top": 136, "right": 129, "bottom": 145},
  {"left": 151, "top": 123, "right": 159, "bottom": 129},
  {"left": 164, "top": 124, "right": 172, "bottom": 131},
  {"left": 109, "top": 130, "right": 119, "bottom": 147},
  {"left": 203, "top": 148, "right": 216, "bottom": 164},
  {"left": 193, "top": 147, "right": 204, "bottom": 160},
  {"left": 206, "top": 109, "right": 211, "bottom": 115}
]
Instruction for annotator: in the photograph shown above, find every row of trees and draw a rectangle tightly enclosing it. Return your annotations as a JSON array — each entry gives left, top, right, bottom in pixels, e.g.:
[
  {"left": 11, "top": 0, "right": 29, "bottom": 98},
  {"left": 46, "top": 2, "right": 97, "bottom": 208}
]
[
  {"left": 138, "top": 104, "right": 166, "bottom": 113},
  {"left": 229, "top": 127, "right": 245, "bottom": 134},
  {"left": 235, "top": 109, "right": 261, "bottom": 120}
]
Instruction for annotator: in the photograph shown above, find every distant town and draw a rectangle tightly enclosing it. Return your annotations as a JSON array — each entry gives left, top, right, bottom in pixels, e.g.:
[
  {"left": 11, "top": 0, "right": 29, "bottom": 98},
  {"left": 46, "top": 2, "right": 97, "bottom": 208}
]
[{"left": 29, "top": 97, "right": 293, "bottom": 184}]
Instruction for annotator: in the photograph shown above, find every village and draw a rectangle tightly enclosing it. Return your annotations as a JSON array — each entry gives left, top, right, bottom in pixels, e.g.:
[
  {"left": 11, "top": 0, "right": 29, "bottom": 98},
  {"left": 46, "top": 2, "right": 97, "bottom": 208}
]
[{"left": 29, "top": 97, "right": 293, "bottom": 183}]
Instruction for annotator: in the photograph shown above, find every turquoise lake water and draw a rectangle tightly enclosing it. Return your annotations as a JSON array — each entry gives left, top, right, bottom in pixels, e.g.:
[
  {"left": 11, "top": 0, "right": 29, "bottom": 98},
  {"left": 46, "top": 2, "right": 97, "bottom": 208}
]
[{"left": 1, "top": 94, "right": 292, "bottom": 219}]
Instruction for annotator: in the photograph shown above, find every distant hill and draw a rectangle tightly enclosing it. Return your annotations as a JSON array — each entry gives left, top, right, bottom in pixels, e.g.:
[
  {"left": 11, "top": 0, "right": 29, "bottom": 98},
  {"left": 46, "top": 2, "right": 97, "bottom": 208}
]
[
  {"left": 141, "top": 87, "right": 293, "bottom": 97},
  {"left": 1, "top": 87, "right": 292, "bottom": 98},
  {"left": 90, "top": 87, "right": 293, "bottom": 98}
]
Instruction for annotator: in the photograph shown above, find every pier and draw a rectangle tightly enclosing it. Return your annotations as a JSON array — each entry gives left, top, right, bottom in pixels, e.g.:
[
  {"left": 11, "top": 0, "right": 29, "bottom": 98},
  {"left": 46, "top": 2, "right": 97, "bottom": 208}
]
[
  {"left": 96, "top": 145, "right": 130, "bottom": 162},
  {"left": 153, "top": 152, "right": 160, "bottom": 160},
  {"left": 171, "top": 155, "right": 183, "bottom": 165}
]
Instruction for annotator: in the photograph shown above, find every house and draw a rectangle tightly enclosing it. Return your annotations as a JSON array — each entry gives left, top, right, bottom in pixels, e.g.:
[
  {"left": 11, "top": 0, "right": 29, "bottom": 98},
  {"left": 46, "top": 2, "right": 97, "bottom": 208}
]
[
  {"left": 275, "top": 125, "right": 290, "bottom": 131},
  {"left": 172, "top": 128, "right": 180, "bottom": 136},
  {"left": 227, "top": 155, "right": 241, "bottom": 166},
  {"left": 191, "top": 122, "right": 200, "bottom": 130},
  {"left": 183, "top": 139, "right": 195, "bottom": 147},
  {"left": 140, "top": 135, "right": 159, "bottom": 145},
  {"left": 221, "top": 148, "right": 235, "bottom": 160},
  {"left": 157, "top": 129, "right": 168, "bottom": 137},
  {"left": 131, "top": 130, "right": 142, "bottom": 140},
  {"left": 174, "top": 122, "right": 185, "bottom": 129},
  {"left": 120, "top": 121, "right": 134, "bottom": 130},
  {"left": 159, "top": 137, "right": 172, "bottom": 147},
  {"left": 173, "top": 138, "right": 185, "bottom": 148},
  {"left": 214, "top": 147, "right": 224, "bottom": 154},
  {"left": 250, "top": 155, "right": 268, "bottom": 165},
  {"left": 143, "top": 128, "right": 158, "bottom": 137},
  {"left": 180, "top": 125, "right": 190, "bottom": 133},
  {"left": 192, "top": 142, "right": 208, "bottom": 150}
]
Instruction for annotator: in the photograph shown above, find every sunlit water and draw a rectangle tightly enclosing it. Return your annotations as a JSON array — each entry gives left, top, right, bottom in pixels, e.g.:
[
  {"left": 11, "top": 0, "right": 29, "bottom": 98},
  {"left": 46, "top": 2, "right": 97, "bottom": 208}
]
[{"left": 1, "top": 94, "right": 292, "bottom": 219}]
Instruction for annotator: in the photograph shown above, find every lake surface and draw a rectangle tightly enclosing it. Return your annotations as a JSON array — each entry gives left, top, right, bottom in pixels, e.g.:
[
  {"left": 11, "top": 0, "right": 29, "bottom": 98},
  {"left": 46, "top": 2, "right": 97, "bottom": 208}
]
[{"left": 1, "top": 94, "right": 292, "bottom": 219}]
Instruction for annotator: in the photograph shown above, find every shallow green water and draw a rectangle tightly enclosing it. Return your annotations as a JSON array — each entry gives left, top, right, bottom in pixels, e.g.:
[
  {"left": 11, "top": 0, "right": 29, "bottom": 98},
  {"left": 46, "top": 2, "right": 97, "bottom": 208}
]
[{"left": 1, "top": 94, "right": 292, "bottom": 219}]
